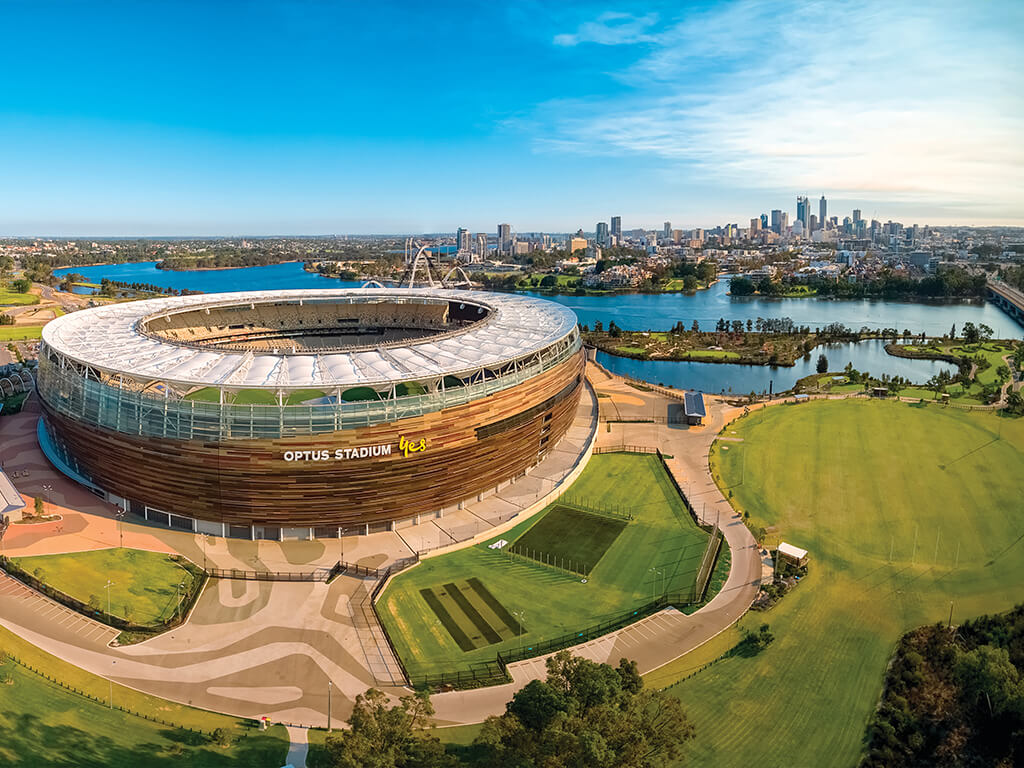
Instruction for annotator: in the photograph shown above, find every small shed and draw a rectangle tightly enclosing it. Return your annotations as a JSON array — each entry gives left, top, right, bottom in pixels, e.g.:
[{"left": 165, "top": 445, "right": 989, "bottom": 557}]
[
  {"left": 870, "top": 387, "right": 888, "bottom": 398},
  {"left": 683, "top": 391, "right": 706, "bottom": 425},
  {"left": 794, "top": 394, "right": 810, "bottom": 403},
  {"left": 778, "top": 541, "right": 808, "bottom": 566}
]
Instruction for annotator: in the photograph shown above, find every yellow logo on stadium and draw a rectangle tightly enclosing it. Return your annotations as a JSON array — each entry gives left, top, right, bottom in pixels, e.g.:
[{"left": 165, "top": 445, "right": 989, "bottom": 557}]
[{"left": 398, "top": 435, "right": 427, "bottom": 457}]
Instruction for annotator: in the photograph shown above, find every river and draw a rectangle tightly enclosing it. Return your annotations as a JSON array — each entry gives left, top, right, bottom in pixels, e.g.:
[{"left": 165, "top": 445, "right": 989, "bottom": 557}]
[
  {"left": 55, "top": 260, "right": 1020, "bottom": 392},
  {"left": 596, "top": 341, "right": 957, "bottom": 395}
]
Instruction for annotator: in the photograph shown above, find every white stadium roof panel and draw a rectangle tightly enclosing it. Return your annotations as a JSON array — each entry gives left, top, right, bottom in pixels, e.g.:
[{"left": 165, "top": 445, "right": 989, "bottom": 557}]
[{"left": 42, "top": 288, "right": 578, "bottom": 391}]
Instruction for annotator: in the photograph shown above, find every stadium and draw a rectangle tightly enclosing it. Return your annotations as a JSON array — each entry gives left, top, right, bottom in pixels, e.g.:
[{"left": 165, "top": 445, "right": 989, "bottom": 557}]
[{"left": 35, "top": 288, "right": 584, "bottom": 540}]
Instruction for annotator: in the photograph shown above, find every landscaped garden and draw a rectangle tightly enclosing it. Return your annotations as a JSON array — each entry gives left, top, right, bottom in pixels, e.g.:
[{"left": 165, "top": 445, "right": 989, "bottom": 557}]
[
  {"left": 659, "top": 398, "right": 1024, "bottom": 766},
  {"left": 377, "top": 453, "right": 718, "bottom": 680},
  {"left": 10, "top": 548, "right": 202, "bottom": 626}
]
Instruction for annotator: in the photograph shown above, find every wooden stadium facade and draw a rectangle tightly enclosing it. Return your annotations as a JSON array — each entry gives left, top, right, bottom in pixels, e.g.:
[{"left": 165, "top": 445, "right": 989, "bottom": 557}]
[{"left": 39, "top": 348, "right": 584, "bottom": 537}]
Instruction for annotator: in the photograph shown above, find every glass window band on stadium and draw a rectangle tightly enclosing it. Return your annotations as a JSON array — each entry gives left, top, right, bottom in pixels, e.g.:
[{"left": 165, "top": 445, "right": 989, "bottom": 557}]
[{"left": 36, "top": 288, "right": 582, "bottom": 441}]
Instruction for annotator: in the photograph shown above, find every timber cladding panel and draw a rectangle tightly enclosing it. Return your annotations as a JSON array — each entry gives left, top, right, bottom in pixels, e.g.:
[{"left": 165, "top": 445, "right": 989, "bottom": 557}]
[{"left": 41, "top": 350, "right": 584, "bottom": 528}]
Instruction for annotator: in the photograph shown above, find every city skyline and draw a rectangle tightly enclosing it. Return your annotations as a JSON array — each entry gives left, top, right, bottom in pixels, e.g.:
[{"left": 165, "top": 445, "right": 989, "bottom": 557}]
[{"left": 1, "top": 0, "right": 1022, "bottom": 236}]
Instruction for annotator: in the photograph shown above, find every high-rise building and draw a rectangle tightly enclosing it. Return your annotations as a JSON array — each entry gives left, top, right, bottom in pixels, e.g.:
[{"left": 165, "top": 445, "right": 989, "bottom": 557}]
[
  {"left": 568, "top": 236, "right": 588, "bottom": 254},
  {"left": 456, "top": 227, "right": 471, "bottom": 254},
  {"left": 809, "top": 215, "right": 818, "bottom": 232},
  {"left": 852, "top": 209, "right": 862, "bottom": 223},
  {"left": 770, "top": 209, "right": 783, "bottom": 234},
  {"left": 475, "top": 233, "right": 488, "bottom": 259},
  {"left": 596, "top": 221, "right": 609, "bottom": 246},
  {"left": 497, "top": 223, "right": 511, "bottom": 255},
  {"left": 750, "top": 217, "right": 761, "bottom": 233},
  {"left": 610, "top": 216, "right": 621, "bottom": 238},
  {"left": 663, "top": 221, "right": 671, "bottom": 240},
  {"left": 796, "top": 196, "right": 810, "bottom": 230},
  {"left": 819, "top": 196, "right": 827, "bottom": 230},
  {"left": 780, "top": 212, "right": 789, "bottom": 232}
]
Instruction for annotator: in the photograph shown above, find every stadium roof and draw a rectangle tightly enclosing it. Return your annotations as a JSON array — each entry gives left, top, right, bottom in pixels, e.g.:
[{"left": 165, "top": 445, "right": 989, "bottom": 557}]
[
  {"left": 683, "top": 391, "right": 706, "bottom": 418},
  {"left": 42, "top": 288, "right": 579, "bottom": 391}
]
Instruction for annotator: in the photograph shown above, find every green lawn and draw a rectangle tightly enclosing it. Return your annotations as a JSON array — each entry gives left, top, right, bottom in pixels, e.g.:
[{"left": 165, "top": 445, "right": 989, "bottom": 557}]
[
  {"left": 667, "top": 399, "right": 1024, "bottom": 767},
  {"left": 12, "top": 548, "right": 201, "bottom": 625},
  {"left": 0, "top": 326, "right": 44, "bottom": 341},
  {"left": 378, "top": 453, "right": 711, "bottom": 678},
  {"left": 615, "top": 345, "right": 647, "bottom": 355},
  {"left": 0, "top": 288, "right": 40, "bottom": 306},
  {"left": 0, "top": 624, "right": 287, "bottom": 767},
  {"left": 686, "top": 349, "right": 740, "bottom": 360}
]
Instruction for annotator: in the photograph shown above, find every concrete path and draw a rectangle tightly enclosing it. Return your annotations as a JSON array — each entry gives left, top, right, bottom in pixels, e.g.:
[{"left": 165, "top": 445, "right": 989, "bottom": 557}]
[{"left": 284, "top": 726, "right": 309, "bottom": 768}]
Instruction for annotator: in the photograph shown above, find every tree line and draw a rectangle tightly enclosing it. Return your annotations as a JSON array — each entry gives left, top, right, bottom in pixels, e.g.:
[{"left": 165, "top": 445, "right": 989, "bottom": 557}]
[
  {"left": 318, "top": 650, "right": 695, "bottom": 768},
  {"left": 730, "top": 266, "right": 987, "bottom": 299}
]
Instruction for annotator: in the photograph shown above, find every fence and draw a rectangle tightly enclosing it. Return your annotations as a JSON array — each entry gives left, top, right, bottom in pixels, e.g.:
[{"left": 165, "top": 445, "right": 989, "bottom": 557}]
[
  {"left": 206, "top": 567, "right": 331, "bottom": 582},
  {"left": 556, "top": 493, "right": 634, "bottom": 521},
  {"left": 593, "top": 444, "right": 658, "bottom": 455},
  {"left": 0, "top": 554, "right": 206, "bottom": 633},
  {"left": 505, "top": 545, "right": 589, "bottom": 578},
  {"left": 693, "top": 522, "right": 722, "bottom": 603}
]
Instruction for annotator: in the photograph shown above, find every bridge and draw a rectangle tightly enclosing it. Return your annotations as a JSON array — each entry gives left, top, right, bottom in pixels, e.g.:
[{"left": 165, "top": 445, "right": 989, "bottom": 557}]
[{"left": 987, "top": 279, "right": 1024, "bottom": 326}]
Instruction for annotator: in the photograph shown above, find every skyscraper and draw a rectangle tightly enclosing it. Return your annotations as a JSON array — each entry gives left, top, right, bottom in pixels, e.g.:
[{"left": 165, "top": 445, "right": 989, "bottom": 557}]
[
  {"left": 663, "top": 221, "right": 671, "bottom": 240},
  {"left": 610, "top": 216, "right": 621, "bottom": 238},
  {"left": 796, "top": 196, "right": 809, "bottom": 230},
  {"left": 596, "top": 221, "right": 609, "bottom": 246},
  {"left": 852, "top": 209, "right": 862, "bottom": 223},
  {"left": 475, "top": 233, "right": 488, "bottom": 259},
  {"left": 770, "top": 209, "right": 783, "bottom": 234},
  {"left": 456, "top": 227, "right": 471, "bottom": 254},
  {"left": 750, "top": 217, "right": 760, "bottom": 233},
  {"left": 819, "top": 195, "right": 827, "bottom": 230},
  {"left": 497, "top": 223, "right": 511, "bottom": 255},
  {"left": 760, "top": 213, "right": 769, "bottom": 230}
]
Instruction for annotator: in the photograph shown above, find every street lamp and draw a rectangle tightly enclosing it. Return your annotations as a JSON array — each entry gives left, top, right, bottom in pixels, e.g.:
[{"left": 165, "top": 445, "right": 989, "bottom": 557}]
[
  {"left": 513, "top": 610, "right": 526, "bottom": 655},
  {"left": 649, "top": 568, "right": 664, "bottom": 601},
  {"left": 176, "top": 582, "right": 184, "bottom": 621},
  {"left": 327, "top": 679, "right": 333, "bottom": 731},
  {"left": 41, "top": 484, "right": 52, "bottom": 518},
  {"left": 109, "top": 660, "right": 116, "bottom": 709},
  {"left": 103, "top": 579, "right": 114, "bottom": 617},
  {"left": 115, "top": 508, "right": 125, "bottom": 548}
]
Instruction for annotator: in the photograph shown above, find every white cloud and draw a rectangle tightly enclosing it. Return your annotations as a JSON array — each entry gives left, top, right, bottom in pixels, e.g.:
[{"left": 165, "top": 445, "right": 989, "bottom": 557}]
[
  {"left": 542, "top": 0, "right": 1024, "bottom": 222},
  {"left": 553, "top": 11, "right": 659, "bottom": 47}
]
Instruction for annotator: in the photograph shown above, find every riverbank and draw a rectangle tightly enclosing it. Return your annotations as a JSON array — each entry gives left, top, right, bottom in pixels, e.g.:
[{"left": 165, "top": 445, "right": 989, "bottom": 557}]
[{"left": 585, "top": 328, "right": 904, "bottom": 367}]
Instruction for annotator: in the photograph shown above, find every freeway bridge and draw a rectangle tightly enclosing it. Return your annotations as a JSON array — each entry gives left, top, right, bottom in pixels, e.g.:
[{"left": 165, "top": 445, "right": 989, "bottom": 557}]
[{"left": 988, "top": 279, "right": 1024, "bottom": 326}]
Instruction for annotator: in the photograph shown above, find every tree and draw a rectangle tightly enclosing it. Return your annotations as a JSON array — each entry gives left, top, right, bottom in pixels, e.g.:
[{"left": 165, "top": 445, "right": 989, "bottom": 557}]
[
  {"left": 962, "top": 322, "right": 980, "bottom": 344},
  {"left": 608, "top": 321, "right": 622, "bottom": 338},
  {"left": 1006, "top": 390, "right": 1024, "bottom": 416},
  {"left": 690, "top": 320, "right": 699, "bottom": 333},
  {"left": 539, "top": 274, "right": 557, "bottom": 288},
  {"left": 729, "top": 276, "right": 755, "bottom": 296},
  {"left": 978, "top": 323, "right": 994, "bottom": 342},
  {"left": 322, "top": 688, "right": 454, "bottom": 768},
  {"left": 477, "top": 651, "right": 695, "bottom": 767},
  {"left": 954, "top": 645, "right": 1024, "bottom": 717},
  {"left": 816, "top": 354, "right": 828, "bottom": 374},
  {"left": 12, "top": 278, "right": 31, "bottom": 293},
  {"left": 33, "top": 496, "right": 44, "bottom": 517}
]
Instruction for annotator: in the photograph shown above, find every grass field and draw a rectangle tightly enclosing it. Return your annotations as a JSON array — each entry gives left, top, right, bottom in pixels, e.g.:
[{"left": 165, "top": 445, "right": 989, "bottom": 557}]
[
  {"left": 662, "top": 399, "right": 1024, "bottom": 767},
  {"left": 0, "top": 326, "right": 44, "bottom": 341},
  {"left": 510, "top": 505, "right": 627, "bottom": 575},
  {"left": 0, "top": 624, "right": 287, "bottom": 766},
  {"left": 378, "top": 453, "right": 711, "bottom": 677},
  {"left": 0, "top": 288, "right": 40, "bottom": 306},
  {"left": 12, "top": 548, "right": 200, "bottom": 625}
]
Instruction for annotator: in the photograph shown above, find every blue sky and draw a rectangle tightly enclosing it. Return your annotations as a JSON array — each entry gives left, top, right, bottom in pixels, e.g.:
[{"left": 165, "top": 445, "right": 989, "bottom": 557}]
[{"left": 1, "top": 0, "right": 1021, "bottom": 235}]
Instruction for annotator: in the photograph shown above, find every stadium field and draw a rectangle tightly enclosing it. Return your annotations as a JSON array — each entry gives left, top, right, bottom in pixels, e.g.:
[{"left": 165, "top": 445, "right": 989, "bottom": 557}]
[
  {"left": 377, "top": 452, "right": 711, "bottom": 677},
  {"left": 670, "top": 399, "right": 1024, "bottom": 767}
]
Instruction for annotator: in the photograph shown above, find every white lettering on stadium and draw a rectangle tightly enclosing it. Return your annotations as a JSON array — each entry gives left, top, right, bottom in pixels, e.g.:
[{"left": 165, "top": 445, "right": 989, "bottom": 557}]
[{"left": 282, "top": 444, "right": 394, "bottom": 462}]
